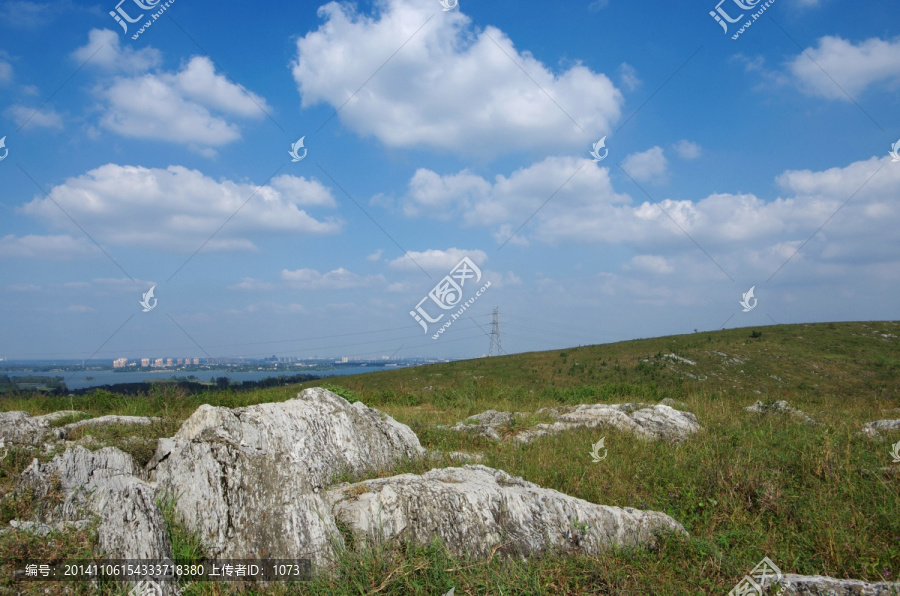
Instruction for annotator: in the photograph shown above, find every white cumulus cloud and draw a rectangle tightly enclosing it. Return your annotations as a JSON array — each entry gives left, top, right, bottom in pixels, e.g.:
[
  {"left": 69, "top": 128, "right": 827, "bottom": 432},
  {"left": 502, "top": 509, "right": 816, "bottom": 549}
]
[
  {"left": 387, "top": 248, "right": 487, "bottom": 272},
  {"left": 81, "top": 43, "right": 270, "bottom": 148},
  {"left": 72, "top": 28, "right": 161, "bottom": 73},
  {"left": 19, "top": 164, "right": 342, "bottom": 253},
  {"left": 292, "top": 0, "right": 622, "bottom": 158},
  {"left": 786, "top": 36, "right": 900, "bottom": 100},
  {"left": 621, "top": 146, "right": 668, "bottom": 183}
]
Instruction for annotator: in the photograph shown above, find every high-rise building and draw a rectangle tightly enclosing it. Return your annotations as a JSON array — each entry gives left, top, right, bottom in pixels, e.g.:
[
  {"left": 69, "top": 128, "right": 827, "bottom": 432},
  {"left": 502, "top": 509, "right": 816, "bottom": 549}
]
[
  {"left": 141, "top": 358, "right": 150, "bottom": 367},
  {"left": 166, "top": 358, "right": 173, "bottom": 366},
  {"left": 113, "top": 358, "right": 128, "bottom": 368},
  {"left": 193, "top": 358, "right": 199, "bottom": 365},
  {"left": 154, "top": 358, "right": 164, "bottom": 367}
]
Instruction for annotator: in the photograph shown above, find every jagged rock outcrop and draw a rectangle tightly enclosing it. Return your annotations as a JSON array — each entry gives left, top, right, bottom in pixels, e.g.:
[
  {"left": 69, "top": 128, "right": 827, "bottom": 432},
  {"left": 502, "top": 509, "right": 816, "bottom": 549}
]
[
  {"left": 516, "top": 403, "right": 700, "bottom": 443},
  {"left": 440, "top": 404, "right": 700, "bottom": 444},
  {"left": 53, "top": 415, "right": 163, "bottom": 439},
  {"left": 760, "top": 573, "right": 900, "bottom": 595},
  {"left": 438, "top": 410, "right": 530, "bottom": 441},
  {"left": 0, "top": 410, "right": 85, "bottom": 445},
  {"left": 18, "top": 447, "right": 171, "bottom": 561},
  {"left": 149, "top": 387, "right": 425, "bottom": 568},
  {"left": 327, "top": 465, "right": 687, "bottom": 560},
  {"left": 746, "top": 400, "right": 817, "bottom": 425},
  {"left": 862, "top": 419, "right": 900, "bottom": 437}
]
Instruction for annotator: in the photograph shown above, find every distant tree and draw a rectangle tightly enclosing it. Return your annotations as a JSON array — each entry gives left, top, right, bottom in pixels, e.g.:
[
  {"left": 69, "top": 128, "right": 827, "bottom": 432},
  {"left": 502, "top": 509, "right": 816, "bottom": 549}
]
[{"left": 216, "top": 376, "right": 230, "bottom": 389}]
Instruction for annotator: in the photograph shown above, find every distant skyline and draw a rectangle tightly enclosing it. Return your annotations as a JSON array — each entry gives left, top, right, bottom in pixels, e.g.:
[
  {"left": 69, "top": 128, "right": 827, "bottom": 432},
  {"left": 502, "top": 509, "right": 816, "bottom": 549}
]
[{"left": 1, "top": 0, "right": 899, "bottom": 361}]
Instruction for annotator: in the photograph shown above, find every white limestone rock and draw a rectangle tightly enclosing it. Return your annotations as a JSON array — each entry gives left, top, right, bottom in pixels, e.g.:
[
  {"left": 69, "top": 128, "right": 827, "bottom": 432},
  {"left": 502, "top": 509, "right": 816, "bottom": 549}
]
[
  {"left": 148, "top": 387, "right": 426, "bottom": 568},
  {"left": 18, "top": 446, "right": 171, "bottom": 561},
  {"left": 327, "top": 465, "right": 687, "bottom": 560},
  {"left": 862, "top": 419, "right": 900, "bottom": 437},
  {"left": 760, "top": 573, "right": 900, "bottom": 595},
  {"left": 515, "top": 403, "right": 700, "bottom": 443},
  {"left": 54, "top": 415, "right": 163, "bottom": 439},
  {"left": 438, "top": 410, "right": 530, "bottom": 441},
  {"left": 746, "top": 400, "right": 817, "bottom": 425}
]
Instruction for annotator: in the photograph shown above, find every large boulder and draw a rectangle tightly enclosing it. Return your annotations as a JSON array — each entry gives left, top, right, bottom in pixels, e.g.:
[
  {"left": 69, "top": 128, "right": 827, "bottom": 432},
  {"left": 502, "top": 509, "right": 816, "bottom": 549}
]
[
  {"left": 18, "top": 446, "right": 171, "bottom": 561},
  {"left": 148, "top": 387, "right": 425, "bottom": 568},
  {"left": 760, "top": 573, "right": 900, "bottom": 595},
  {"left": 515, "top": 403, "right": 700, "bottom": 443},
  {"left": 327, "top": 465, "right": 687, "bottom": 561}
]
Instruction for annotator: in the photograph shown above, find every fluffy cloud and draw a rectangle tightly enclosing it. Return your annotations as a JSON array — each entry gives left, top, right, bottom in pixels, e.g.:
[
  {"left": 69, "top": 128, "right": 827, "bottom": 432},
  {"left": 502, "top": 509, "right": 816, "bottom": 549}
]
[
  {"left": 97, "top": 56, "right": 270, "bottom": 147},
  {"left": 281, "top": 267, "right": 384, "bottom": 290},
  {"left": 3, "top": 104, "right": 64, "bottom": 129},
  {"left": 72, "top": 29, "right": 271, "bottom": 149},
  {"left": 0, "top": 234, "right": 99, "bottom": 259},
  {"left": 786, "top": 36, "right": 900, "bottom": 100},
  {"left": 387, "top": 248, "right": 488, "bottom": 272},
  {"left": 400, "top": 156, "right": 627, "bottom": 229},
  {"left": 397, "top": 153, "right": 900, "bottom": 277},
  {"left": 673, "top": 140, "right": 701, "bottom": 160},
  {"left": 72, "top": 28, "right": 161, "bottom": 73},
  {"left": 19, "top": 164, "right": 342, "bottom": 253},
  {"left": 621, "top": 147, "right": 668, "bottom": 183},
  {"left": 292, "top": 0, "right": 622, "bottom": 158}
]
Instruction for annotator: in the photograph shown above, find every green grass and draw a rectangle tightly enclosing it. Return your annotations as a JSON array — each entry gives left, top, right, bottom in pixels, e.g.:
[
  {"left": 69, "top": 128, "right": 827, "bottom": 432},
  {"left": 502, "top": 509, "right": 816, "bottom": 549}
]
[{"left": 1, "top": 321, "right": 899, "bottom": 594}]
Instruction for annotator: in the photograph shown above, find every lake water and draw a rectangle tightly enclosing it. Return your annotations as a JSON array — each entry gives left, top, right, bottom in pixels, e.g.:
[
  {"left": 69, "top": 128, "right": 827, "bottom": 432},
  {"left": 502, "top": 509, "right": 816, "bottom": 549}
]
[{"left": 5, "top": 366, "right": 398, "bottom": 391}]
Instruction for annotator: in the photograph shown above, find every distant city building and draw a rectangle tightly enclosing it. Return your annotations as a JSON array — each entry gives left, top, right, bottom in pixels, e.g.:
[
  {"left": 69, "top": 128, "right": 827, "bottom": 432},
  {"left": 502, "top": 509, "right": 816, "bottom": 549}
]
[
  {"left": 141, "top": 358, "right": 150, "bottom": 367},
  {"left": 166, "top": 358, "right": 173, "bottom": 366},
  {"left": 113, "top": 358, "right": 128, "bottom": 368},
  {"left": 193, "top": 358, "right": 199, "bottom": 365},
  {"left": 154, "top": 358, "right": 164, "bottom": 367}
]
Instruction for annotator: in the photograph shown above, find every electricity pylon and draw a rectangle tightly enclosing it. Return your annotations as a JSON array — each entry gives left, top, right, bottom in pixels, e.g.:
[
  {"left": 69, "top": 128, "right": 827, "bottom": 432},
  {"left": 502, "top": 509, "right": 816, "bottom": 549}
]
[{"left": 489, "top": 307, "right": 503, "bottom": 357}]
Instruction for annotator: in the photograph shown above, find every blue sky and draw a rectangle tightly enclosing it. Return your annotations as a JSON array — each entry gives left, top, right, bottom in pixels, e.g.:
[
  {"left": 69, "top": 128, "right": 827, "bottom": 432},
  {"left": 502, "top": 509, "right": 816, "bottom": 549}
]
[{"left": 0, "top": 0, "right": 898, "bottom": 362}]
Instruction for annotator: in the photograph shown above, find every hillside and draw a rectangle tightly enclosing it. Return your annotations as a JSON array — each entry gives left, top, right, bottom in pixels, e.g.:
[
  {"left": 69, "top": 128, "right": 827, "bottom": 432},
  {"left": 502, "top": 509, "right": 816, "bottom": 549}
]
[{"left": 1, "top": 321, "right": 898, "bottom": 595}]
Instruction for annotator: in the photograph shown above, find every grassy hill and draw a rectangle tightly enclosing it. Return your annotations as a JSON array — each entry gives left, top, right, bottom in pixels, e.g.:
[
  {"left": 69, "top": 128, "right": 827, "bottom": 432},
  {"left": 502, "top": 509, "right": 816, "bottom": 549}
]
[{"left": 2, "top": 321, "right": 899, "bottom": 595}]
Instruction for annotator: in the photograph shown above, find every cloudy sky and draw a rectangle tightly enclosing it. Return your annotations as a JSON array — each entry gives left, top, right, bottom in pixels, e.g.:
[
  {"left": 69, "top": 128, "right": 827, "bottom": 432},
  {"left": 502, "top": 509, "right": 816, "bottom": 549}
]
[{"left": 0, "top": 0, "right": 898, "bottom": 362}]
